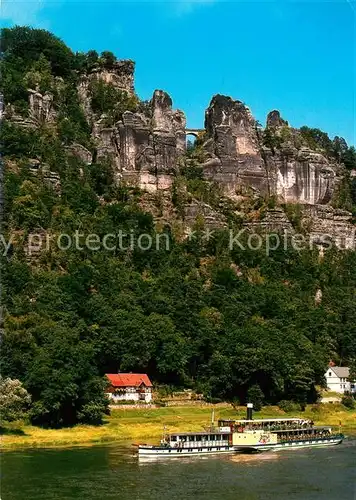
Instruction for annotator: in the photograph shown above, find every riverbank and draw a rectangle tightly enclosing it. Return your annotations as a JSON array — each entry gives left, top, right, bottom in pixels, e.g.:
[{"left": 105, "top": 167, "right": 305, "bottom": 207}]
[{"left": 1, "top": 404, "right": 355, "bottom": 450}]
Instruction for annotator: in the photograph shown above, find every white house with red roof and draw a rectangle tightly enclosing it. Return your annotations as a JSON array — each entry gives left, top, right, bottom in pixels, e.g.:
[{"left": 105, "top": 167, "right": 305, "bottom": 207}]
[{"left": 105, "top": 373, "right": 153, "bottom": 403}]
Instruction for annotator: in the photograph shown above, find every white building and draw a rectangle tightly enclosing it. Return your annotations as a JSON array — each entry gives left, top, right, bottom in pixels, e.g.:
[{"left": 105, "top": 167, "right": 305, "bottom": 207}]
[
  {"left": 324, "top": 366, "right": 356, "bottom": 394},
  {"left": 106, "top": 373, "right": 153, "bottom": 403}
]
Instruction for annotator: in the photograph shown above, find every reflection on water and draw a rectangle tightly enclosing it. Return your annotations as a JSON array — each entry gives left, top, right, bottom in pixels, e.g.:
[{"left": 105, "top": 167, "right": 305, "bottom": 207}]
[
  {"left": 137, "top": 450, "right": 280, "bottom": 466},
  {"left": 2, "top": 439, "right": 356, "bottom": 500},
  {"left": 229, "top": 452, "right": 279, "bottom": 463}
]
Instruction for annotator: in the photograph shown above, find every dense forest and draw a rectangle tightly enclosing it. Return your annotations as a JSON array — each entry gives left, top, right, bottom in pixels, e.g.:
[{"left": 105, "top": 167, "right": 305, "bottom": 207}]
[{"left": 1, "top": 27, "right": 355, "bottom": 427}]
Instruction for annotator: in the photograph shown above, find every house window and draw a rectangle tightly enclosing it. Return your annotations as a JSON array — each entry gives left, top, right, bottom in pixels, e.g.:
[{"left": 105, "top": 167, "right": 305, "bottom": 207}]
[{"left": 328, "top": 372, "right": 332, "bottom": 377}]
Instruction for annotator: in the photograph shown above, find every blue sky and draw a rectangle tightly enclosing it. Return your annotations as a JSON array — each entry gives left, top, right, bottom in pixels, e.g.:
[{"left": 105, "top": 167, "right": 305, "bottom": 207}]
[{"left": 1, "top": 0, "right": 355, "bottom": 144}]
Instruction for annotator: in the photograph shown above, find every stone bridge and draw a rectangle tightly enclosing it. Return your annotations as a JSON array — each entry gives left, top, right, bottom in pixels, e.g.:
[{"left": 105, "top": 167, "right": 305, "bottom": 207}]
[{"left": 185, "top": 128, "right": 205, "bottom": 138}]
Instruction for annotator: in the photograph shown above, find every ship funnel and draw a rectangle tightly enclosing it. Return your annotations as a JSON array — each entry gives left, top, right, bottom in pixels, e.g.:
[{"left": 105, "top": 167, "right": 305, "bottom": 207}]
[{"left": 246, "top": 403, "right": 253, "bottom": 420}]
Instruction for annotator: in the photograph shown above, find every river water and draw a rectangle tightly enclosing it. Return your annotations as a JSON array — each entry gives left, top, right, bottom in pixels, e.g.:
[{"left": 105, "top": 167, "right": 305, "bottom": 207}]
[{"left": 1, "top": 439, "right": 356, "bottom": 500}]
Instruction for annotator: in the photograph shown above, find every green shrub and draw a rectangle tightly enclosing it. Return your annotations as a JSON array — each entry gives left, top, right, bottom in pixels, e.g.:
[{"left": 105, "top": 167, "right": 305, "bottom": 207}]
[
  {"left": 90, "top": 80, "right": 138, "bottom": 122},
  {"left": 278, "top": 400, "right": 302, "bottom": 413},
  {"left": 0, "top": 377, "right": 31, "bottom": 422},
  {"left": 153, "top": 400, "right": 167, "bottom": 407},
  {"left": 283, "top": 203, "right": 303, "bottom": 231},
  {"left": 77, "top": 402, "right": 108, "bottom": 424},
  {"left": 0, "top": 122, "right": 41, "bottom": 158},
  {"left": 181, "top": 164, "right": 203, "bottom": 181},
  {"left": 156, "top": 385, "right": 175, "bottom": 398},
  {"left": 204, "top": 396, "right": 223, "bottom": 404},
  {"left": 100, "top": 51, "right": 116, "bottom": 69},
  {"left": 341, "top": 394, "right": 355, "bottom": 409}
]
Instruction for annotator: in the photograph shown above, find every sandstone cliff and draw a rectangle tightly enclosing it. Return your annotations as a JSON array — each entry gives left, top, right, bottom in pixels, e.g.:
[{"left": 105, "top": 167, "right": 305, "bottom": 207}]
[{"left": 4, "top": 57, "right": 355, "bottom": 248}]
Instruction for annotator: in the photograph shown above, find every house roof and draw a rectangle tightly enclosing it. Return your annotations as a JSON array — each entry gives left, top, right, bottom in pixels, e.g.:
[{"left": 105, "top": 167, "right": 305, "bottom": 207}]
[
  {"left": 106, "top": 373, "right": 152, "bottom": 388},
  {"left": 329, "top": 366, "right": 350, "bottom": 378}
]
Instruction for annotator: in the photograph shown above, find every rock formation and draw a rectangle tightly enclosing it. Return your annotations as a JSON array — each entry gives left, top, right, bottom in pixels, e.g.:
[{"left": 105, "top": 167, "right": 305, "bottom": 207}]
[
  {"left": 194, "top": 95, "right": 354, "bottom": 248},
  {"left": 266, "top": 110, "right": 289, "bottom": 129},
  {"left": 273, "top": 148, "right": 338, "bottom": 205},
  {"left": 244, "top": 207, "right": 295, "bottom": 234},
  {"left": 28, "top": 159, "right": 61, "bottom": 193},
  {"left": 202, "top": 95, "right": 269, "bottom": 197},
  {"left": 301, "top": 205, "right": 355, "bottom": 249},
  {"left": 65, "top": 143, "right": 93, "bottom": 165},
  {"left": 28, "top": 90, "right": 56, "bottom": 123},
  {"left": 94, "top": 89, "right": 186, "bottom": 192},
  {"left": 184, "top": 200, "right": 227, "bottom": 229},
  {"left": 4, "top": 56, "right": 354, "bottom": 248},
  {"left": 200, "top": 95, "right": 342, "bottom": 207},
  {"left": 78, "top": 60, "right": 135, "bottom": 121}
]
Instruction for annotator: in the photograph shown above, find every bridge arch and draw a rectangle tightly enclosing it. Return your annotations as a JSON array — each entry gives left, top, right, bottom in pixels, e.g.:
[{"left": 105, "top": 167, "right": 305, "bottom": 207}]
[
  {"left": 185, "top": 128, "right": 205, "bottom": 152},
  {"left": 185, "top": 128, "right": 205, "bottom": 138}
]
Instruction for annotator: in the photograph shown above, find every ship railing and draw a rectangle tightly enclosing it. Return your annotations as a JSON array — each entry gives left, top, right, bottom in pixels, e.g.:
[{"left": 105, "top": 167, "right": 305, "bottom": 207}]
[
  {"left": 170, "top": 440, "right": 230, "bottom": 448},
  {"left": 276, "top": 429, "right": 334, "bottom": 442},
  {"left": 277, "top": 433, "right": 342, "bottom": 443},
  {"left": 234, "top": 423, "right": 314, "bottom": 432}
]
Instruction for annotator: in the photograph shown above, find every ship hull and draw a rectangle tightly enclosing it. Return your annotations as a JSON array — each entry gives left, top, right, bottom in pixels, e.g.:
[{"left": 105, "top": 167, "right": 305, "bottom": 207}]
[
  {"left": 234, "top": 435, "right": 344, "bottom": 453},
  {"left": 138, "top": 445, "right": 236, "bottom": 457}
]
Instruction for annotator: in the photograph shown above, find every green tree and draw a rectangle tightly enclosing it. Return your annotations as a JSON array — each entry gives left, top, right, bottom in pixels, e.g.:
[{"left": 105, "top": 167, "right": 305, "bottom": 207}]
[
  {"left": 85, "top": 50, "right": 99, "bottom": 71},
  {"left": 26, "top": 325, "right": 109, "bottom": 427},
  {"left": 100, "top": 51, "right": 116, "bottom": 69},
  {"left": 246, "top": 384, "right": 265, "bottom": 411},
  {"left": 24, "top": 54, "right": 54, "bottom": 93},
  {"left": 1, "top": 26, "right": 75, "bottom": 76},
  {"left": 0, "top": 377, "right": 31, "bottom": 422}
]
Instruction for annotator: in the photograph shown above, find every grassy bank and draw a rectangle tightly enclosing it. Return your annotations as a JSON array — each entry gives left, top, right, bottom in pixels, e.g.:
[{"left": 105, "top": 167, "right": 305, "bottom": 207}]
[{"left": 1, "top": 404, "right": 355, "bottom": 450}]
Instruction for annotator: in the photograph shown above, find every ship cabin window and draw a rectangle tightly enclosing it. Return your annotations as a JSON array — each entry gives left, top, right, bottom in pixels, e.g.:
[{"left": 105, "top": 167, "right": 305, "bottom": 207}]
[{"left": 171, "top": 436, "right": 177, "bottom": 442}]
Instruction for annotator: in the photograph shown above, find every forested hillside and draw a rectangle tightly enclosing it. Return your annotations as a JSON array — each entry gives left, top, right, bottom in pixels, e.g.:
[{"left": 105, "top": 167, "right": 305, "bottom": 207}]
[{"left": 1, "top": 27, "right": 355, "bottom": 427}]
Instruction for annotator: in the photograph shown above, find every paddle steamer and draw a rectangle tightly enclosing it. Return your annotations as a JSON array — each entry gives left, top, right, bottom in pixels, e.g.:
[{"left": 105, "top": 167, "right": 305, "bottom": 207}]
[{"left": 137, "top": 403, "right": 344, "bottom": 457}]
